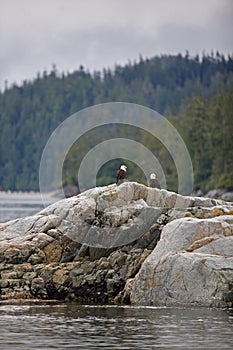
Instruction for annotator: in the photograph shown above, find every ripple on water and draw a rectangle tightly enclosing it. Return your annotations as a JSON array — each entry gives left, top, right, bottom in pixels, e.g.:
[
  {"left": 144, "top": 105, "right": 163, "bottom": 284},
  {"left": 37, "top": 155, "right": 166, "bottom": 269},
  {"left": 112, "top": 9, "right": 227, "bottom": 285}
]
[{"left": 0, "top": 303, "right": 232, "bottom": 350}]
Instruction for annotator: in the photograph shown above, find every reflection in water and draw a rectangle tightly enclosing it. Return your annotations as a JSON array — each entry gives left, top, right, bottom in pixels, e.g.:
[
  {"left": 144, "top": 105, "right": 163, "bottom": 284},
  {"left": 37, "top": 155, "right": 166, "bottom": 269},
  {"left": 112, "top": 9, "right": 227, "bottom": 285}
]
[{"left": 0, "top": 302, "right": 232, "bottom": 349}]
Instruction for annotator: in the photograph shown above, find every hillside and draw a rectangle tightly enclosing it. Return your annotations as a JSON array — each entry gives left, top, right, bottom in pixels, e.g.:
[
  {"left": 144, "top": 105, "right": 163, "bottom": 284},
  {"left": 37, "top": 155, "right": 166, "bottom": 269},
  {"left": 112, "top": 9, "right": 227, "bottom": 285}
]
[{"left": 0, "top": 52, "right": 233, "bottom": 192}]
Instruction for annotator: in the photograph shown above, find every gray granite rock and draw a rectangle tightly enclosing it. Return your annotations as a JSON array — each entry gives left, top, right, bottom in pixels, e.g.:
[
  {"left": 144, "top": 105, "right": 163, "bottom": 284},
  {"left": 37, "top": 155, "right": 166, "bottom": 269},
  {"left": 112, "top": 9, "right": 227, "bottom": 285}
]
[
  {"left": 130, "top": 215, "right": 233, "bottom": 307},
  {"left": 0, "top": 182, "right": 233, "bottom": 306}
]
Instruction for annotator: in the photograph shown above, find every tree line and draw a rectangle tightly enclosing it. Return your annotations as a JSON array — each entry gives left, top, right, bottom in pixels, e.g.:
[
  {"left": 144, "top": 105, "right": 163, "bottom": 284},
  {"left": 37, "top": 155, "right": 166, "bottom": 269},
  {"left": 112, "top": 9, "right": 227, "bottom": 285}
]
[{"left": 0, "top": 52, "right": 232, "bottom": 192}]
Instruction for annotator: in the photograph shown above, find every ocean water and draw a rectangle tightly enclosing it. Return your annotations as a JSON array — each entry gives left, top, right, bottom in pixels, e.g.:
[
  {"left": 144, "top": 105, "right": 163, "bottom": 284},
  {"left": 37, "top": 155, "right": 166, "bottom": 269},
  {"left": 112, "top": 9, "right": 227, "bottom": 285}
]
[
  {"left": 0, "top": 302, "right": 232, "bottom": 350},
  {"left": 0, "top": 195, "right": 233, "bottom": 349},
  {"left": 0, "top": 192, "right": 59, "bottom": 223}
]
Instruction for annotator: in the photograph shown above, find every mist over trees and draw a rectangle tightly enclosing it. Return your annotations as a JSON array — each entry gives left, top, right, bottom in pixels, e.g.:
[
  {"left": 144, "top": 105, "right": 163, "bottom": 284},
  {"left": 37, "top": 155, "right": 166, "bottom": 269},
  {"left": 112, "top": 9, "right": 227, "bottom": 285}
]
[{"left": 0, "top": 52, "right": 232, "bottom": 193}]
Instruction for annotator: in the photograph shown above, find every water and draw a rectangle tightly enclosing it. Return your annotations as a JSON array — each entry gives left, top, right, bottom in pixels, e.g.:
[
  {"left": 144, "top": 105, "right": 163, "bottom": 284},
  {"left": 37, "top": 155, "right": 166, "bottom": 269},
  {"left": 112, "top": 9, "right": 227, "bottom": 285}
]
[
  {"left": 0, "top": 195, "right": 233, "bottom": 349},
  {"left": 0, "top": 192, "right": 59, "bottom": 223},
  {"left": 0, "top": 302, "right": 232, "bottom": 349}
]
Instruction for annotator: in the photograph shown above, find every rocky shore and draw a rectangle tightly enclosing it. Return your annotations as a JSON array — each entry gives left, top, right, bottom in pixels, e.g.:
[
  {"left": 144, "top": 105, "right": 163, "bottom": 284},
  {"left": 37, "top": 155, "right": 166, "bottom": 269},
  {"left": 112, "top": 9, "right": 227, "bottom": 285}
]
[{"left": 0, "top": 182, "right": 232, "bottom": 307}]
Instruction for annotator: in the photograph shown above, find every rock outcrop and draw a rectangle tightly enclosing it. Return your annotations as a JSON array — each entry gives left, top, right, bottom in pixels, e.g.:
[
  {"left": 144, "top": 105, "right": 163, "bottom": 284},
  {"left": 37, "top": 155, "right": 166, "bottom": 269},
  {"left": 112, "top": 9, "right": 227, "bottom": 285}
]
[
  {"left": 0, "top": 182, "right": 232, "bottom": 307},
  {"left": 130, "top": 215, "right": 233, "bottom": 308}
]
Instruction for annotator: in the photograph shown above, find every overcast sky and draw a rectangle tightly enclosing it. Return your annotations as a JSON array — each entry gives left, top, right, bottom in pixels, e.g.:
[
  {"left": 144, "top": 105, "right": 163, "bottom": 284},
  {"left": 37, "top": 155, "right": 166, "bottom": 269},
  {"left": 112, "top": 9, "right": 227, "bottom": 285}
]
[{"left": 0, "top": 0, "right": 232, "bottom": 90}]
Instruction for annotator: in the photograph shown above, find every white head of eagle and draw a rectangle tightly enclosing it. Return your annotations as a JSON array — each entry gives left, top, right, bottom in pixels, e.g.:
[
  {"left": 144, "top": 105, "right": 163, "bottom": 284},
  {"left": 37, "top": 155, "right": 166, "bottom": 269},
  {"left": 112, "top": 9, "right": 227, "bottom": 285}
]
[
  {"left": 150, "top": 173, "right": 156, "bottom": 179},
  {"left": 120, "top": 165, "right": 127, "bottom": 172}
]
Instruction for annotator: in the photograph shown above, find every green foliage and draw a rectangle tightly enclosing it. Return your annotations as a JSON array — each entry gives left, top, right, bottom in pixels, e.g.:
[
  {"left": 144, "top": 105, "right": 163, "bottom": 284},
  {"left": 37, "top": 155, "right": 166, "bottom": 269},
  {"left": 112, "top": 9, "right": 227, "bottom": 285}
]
[
  {"left": 0, "top": 53, "right": 232, "bottom": 192},
  {"left": 169, "top": 89, "right": 233, "bottom": 191}
]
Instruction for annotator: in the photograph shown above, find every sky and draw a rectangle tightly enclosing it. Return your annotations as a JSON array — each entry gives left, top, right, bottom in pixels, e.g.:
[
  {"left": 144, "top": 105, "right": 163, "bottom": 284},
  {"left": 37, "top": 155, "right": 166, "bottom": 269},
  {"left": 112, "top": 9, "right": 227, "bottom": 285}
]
[{"left": 0, "top": 0, "right": 232, "bottom": 90}]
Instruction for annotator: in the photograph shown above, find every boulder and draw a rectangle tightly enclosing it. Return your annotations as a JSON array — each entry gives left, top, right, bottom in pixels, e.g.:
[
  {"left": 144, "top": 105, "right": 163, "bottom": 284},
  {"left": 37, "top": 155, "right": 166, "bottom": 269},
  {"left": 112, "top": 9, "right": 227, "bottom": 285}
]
[
  {"left": 204, "top": 189, "right": 233, "bottom": 202},
  {"left": 221, "top": 192, "right": 233, "bottom": 202},
  {"left": 130, "top": 215, "right": 233, "bottom": 307}
]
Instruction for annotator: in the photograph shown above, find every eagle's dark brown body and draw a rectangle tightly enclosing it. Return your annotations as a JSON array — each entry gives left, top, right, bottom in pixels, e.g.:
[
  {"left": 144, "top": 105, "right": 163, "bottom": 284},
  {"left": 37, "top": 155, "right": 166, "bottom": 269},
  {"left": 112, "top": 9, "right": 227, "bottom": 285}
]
[
  {"left": 149, "top": 178, "right": 161, "bottom": 189},
  {"left": 116, "top": 169, "right": 126, "bottom": 185}
]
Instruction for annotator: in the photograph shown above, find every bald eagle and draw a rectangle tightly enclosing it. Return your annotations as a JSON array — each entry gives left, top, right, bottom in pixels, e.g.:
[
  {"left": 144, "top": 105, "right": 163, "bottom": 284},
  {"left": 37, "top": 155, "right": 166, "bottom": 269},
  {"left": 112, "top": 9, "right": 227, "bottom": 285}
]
[
  {"left": 149, "top": 173, "right": 161, "bottom": 189},
  {"left": 116, "top": 165, "right": 127, "bottom": 185}
]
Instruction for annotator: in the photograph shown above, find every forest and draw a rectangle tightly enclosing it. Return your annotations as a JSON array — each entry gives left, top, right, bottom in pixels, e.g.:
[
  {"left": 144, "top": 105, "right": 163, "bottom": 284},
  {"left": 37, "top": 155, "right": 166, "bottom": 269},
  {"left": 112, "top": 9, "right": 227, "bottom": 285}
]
[{"left": 0, "top": 52, "right": 232, "bottom": 193}]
